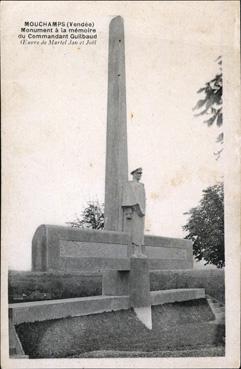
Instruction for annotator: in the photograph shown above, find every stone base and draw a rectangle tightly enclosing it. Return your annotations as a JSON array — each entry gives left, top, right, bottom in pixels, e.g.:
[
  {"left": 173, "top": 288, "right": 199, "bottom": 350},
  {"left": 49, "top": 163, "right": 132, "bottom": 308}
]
[
  {"left": 130, "top": 256, "right": 151, "bottom": 307},
  {"left": 103, "top": 257, "right": 151, "bottom": 308},
  {"left": 32, "top": 225, "right": 193, "bottom": 273},
  {"left": 14, "top": 298, "right": 220, "bottom": 358}
]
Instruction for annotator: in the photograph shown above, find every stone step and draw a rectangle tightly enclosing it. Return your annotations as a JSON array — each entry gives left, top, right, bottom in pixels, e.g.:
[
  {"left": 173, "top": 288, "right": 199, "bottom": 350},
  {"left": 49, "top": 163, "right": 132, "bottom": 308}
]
[
  {"left": 9, "top": 288, "right": 205, "bottom": 325},
  {"left": 9, "top": 319, "right": 28, "bottom": 358},
  {"left": 206, "top": 297, "right": 225, "bottom": 324}
]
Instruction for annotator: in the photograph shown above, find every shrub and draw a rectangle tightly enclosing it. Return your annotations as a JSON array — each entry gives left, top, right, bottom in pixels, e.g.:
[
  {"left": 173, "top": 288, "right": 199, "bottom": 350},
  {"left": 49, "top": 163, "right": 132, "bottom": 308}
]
[{"left": 9, "top": 269, "right": 224, "bottom": 304}]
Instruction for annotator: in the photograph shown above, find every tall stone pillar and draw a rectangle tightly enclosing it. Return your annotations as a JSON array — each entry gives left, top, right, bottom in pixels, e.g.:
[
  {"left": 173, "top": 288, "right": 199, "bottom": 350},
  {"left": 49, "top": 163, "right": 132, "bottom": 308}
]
[{"left": 104, "top": 16, "right": 128, "bottom": 231}]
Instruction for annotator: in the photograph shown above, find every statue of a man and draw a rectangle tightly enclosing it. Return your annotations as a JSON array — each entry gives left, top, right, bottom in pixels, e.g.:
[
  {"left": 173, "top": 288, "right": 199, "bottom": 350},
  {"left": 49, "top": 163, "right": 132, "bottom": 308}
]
[{"left": 122, "top": 167, "right": 146, "bottom": 257}]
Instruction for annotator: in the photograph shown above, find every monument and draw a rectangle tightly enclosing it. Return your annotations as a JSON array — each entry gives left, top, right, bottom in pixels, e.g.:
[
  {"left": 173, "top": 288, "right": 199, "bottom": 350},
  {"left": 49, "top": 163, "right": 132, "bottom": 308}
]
[
  {"left": 8, "top": 16, "right": 223, "bottom": 358},
  {"left": 29, "top": 16, "right": 207, "bottom": 330},
  {"left": 29, "top": 15, "right": 199, "bottom": 332}
]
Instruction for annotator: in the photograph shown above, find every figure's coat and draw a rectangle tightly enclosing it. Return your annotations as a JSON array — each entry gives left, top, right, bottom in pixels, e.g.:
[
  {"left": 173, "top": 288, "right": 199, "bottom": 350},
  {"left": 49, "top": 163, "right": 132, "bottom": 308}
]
[{"left": 122, "top": 181, "right": 146, "bottom": 246}]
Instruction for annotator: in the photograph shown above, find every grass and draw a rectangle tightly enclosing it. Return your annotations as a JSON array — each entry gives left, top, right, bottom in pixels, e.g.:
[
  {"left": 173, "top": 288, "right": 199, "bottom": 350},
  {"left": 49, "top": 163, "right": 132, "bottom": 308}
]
[
  {"left": 16, "top": 300, "right": 224, "bottom": 358},
  {"left": 75, "top": 346, "right": 225, "bottom": 358}
]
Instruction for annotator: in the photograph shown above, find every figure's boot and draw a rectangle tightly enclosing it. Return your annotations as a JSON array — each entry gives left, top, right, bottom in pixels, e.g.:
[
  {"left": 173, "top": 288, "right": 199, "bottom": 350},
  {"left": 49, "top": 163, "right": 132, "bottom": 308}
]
[
  {"left": 132, "top": 244, "right": 139, "bottom": 257},
  {"left": 136, "top": 245, "right": 147, "bottom": 258}
]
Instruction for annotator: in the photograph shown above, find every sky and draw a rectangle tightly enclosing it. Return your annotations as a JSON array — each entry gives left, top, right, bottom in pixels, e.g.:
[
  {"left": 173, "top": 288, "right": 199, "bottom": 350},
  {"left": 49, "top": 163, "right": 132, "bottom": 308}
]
[{"left": 2, "top": 1, "right": 237, "bottom": 270}]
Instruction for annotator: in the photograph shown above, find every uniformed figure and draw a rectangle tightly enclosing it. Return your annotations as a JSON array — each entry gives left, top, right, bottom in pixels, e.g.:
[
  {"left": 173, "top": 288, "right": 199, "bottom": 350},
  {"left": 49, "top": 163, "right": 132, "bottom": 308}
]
[{"left": 122, "top": 168, "right": 146, "bottom": 257}]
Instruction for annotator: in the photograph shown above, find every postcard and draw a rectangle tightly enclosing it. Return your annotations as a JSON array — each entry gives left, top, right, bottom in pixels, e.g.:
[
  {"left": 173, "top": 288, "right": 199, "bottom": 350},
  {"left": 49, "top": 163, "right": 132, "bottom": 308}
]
[{"left": 1, "top": 1, "right": 240, "bottom": 368}]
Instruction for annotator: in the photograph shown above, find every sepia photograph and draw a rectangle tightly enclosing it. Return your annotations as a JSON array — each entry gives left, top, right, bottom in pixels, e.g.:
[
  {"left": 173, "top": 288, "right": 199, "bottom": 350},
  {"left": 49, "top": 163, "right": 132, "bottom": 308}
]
[{"left": 1, "top": 1, "right": 240, "bottom": 368}]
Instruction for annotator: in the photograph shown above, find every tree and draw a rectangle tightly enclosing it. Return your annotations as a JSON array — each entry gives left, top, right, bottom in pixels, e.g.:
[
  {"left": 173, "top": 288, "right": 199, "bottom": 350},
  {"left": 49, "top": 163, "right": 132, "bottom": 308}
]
[
  {"left": 193, "top": 56, "right": 223, "bottom": 158},
  {"left": 67, "top": 201, "right": 104, "bottom": 230},
  {"left": 183, "top": 183, "right": 224, "bottom": 268}
]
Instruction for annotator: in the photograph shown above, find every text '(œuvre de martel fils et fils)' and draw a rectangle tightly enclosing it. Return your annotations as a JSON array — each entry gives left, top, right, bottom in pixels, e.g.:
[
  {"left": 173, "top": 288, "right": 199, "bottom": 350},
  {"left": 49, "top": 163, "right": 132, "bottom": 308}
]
[{"left": 18, "top": 21, "right": 98, "bottom": 45}]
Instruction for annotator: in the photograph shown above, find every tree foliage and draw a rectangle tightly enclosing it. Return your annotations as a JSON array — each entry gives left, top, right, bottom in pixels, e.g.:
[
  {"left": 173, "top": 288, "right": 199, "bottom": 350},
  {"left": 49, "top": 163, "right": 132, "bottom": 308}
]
[
  {"left": 193, "top": 56, "right": 223, "bottom": 157},
  {"left": 67, "top": 201, "right": 104, "bottom": 230},
  {"left": 183, "top": 183, "right": 224, "bottom": 268}
]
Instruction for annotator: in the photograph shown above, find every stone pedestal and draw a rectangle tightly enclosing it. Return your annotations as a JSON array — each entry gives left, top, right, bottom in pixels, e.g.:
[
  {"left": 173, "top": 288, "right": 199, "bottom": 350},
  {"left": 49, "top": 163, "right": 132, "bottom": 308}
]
[
  {"left": 129, "top": 256, "right": 151, "bottom": 308},
  {"left": 102, "top": 257, "right": 151, "bottom": 308}
]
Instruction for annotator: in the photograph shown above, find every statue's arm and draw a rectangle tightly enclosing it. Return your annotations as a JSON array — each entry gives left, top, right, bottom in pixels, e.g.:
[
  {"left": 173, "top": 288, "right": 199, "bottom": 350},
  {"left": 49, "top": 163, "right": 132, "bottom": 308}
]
[
  {"left": 135, "top": 204, "right": 145, "bottom": 217},
  {"left": 122, "top": 206, "right": 133, "bottom": 219}
]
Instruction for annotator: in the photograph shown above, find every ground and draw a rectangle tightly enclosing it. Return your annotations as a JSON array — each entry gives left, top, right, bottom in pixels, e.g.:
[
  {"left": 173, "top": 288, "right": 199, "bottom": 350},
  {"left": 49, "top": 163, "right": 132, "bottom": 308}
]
[{"left": 16, "top": 300, "right": 224, "bottom": 358}]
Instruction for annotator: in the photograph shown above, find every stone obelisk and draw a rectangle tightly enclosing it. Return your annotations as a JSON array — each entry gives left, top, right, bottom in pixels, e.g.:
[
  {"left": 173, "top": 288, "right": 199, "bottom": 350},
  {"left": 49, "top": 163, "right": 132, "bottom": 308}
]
[
  {"left": 104, "top": 17, "right": 152, "bottom": 330},
  {"left": 104, "top": 16, "right": 128, "bottom": 231}
]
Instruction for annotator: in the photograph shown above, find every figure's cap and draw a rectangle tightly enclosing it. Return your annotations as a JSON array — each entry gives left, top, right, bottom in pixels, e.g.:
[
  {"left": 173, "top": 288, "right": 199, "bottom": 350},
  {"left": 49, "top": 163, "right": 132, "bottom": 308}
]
[{"left": 130, "top": 167, "right": 142, "bottom": 175}]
